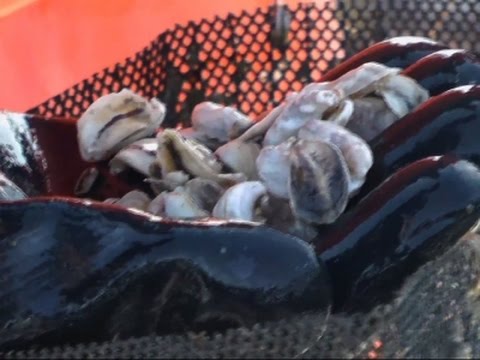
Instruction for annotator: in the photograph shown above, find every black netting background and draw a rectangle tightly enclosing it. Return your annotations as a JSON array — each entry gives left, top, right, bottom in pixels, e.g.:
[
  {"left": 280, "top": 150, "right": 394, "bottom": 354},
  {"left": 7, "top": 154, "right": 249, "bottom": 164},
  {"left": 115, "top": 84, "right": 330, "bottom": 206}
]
[{"left": 27, "top": 0, "right": 480, "bottom": 128}]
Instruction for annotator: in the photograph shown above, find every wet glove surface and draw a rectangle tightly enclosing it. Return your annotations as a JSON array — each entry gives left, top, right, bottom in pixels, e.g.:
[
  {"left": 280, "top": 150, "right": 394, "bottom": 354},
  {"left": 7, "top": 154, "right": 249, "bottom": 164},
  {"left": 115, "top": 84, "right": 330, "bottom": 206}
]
[{"left": 3, "top": 233, "right": 480, "bottom": 359}]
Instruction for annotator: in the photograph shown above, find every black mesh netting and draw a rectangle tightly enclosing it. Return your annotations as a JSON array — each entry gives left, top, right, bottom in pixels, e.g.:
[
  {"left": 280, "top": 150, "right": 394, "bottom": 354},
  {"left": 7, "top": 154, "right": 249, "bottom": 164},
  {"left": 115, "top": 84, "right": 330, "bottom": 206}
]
[
  {"left": 12, "top": 0, "right": 480, "bottom": 358},
  {"left": 26, "top": 0, "right": 480, "bottom": 128}
]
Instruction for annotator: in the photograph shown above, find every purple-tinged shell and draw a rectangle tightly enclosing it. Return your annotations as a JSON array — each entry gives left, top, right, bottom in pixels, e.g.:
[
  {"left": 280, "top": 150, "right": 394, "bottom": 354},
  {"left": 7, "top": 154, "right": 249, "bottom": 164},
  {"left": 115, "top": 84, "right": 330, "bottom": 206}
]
[{"left": 350, "top": 85, "right": 480, "bottom": 206}]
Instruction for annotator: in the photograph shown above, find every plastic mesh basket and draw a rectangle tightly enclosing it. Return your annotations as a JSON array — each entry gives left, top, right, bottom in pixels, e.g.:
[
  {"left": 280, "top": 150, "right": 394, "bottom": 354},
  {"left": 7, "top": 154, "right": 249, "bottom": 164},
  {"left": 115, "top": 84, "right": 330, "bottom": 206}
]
[{"left": 26, "top": 0, "right": 480, "bottom": 128}]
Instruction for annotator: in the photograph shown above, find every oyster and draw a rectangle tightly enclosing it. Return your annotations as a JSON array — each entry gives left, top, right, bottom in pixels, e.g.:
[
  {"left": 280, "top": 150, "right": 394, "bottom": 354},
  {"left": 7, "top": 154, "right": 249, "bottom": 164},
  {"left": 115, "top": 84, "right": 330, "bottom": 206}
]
[
  {"left": 0, "top": 172, "right": 27, "bottom": 201},
  {"left": 146, "top": 192, "right": 165, "bottom": 215},
  {"left": 371, "top": 72, "right": 430, "bottom": 118},
  {"left": 109, "top": 138, "right": 157, "bottom": 177},
  {"left": 77, "top": 88, "right": 166, "bottom": 162},
  {"left": 288, "top": 139, "right": 350, "bottom": 225},
  {"left": 184, "top": 178, "right": 225, "bottom": 213},
  {"left": 147, "top": 170, "right": 190, "bottom": 194},
  {"left": 157, "top": 128, "right": 222, "bottom": 176},
  {"left": 148, "top": 188, "right": 209, "bottom": 219},
  {"left": 325, "top": 62, "right": 429, "bottom": 140},
  {"left": 330, "top": 62, "right": 402, "bottom": 98},
  {"left": 191, "top": 102, "right": 254, "bottom": 147},
  {"left": 298, "top": 120, "right": 373, "bottom": 196},
  {"left": 263, "top": 86, "right": 343, "bottom": 146},
  {"left": 103, "top": 198, "right": 120, "bottom": 204},
  {"left": 212, "top": 181, "right": 267, "bottom": 222},
  {"left": 74, "top": 167, "right": 99, "bottom": 196},
  {"left": 157, "top": 129, "right": 246, "bottom": 186},
  {"left": 113, "top": 190, "right": 151, "bottom": 211},
  {"left": 215, "top": 140, "right": 261, "bottom": 180},
  {"left": 177, "top": 127, "right": 221, "bottom": 150},
  {"left": 325, "top": 99, "right": 354, "bottom": 127},
  {"left": 236, "top": 102, "right": 286, "bottom": 142},
  {"left": 256, "top": 137, "right": 295, "bottom": 199},
  {"left": 259, "top": 195, "right": 319, "bottom": 242},
  {"left": 344, "top": 97, "right": 399, "bottom": 142}
]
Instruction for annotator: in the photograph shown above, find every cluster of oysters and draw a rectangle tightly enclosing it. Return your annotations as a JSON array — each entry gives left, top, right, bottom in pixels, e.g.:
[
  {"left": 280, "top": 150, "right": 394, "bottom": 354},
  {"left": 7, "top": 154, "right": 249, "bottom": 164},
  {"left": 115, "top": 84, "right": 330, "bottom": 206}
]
[{"left": 76, "top": 62, "right": 429, "bottom": 240}]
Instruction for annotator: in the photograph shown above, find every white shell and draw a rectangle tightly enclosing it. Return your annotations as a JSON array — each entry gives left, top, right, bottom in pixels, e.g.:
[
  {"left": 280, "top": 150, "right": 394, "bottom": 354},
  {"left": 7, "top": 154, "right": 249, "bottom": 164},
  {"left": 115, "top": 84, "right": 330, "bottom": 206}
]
[
  {"left": 158, "top": 129, "right": 223, "bottom": 177},
  {"left": 298, "top": 120, "right": 374, "bottom": 196},
  {"left": 157, "top": 129, "right": 246, "bottom": 186},
  {"left": 215, "top": 140, "right": 261, "bottom": 180},
  {"left": 147, "top": 170, "right": 190, "bottom": 194},
  {"left": 77, "top": 89, "right": 166, "bottom": 162},
  {"left": 74, "top": 167, "right": 99, "bottom": 196},
  {"left": 109, "top": 138, "right": 158, "bottom": 177},
  {"left": 103, "top": 198, "right": 120, "bottom": 204},
  {"left": 262, "top": 86, "right": 342, "bottom": 146},
  {"left": 345, "top": 97, "right": 399, "bottom": 142},
  {"left": 191, "top": 102, "right": 253, "bottom": 143},
  {"left": 330, "top": 62, "right": 402, "bottom": 98},
  {"left": 149, "top": 189, "right": 209, "bottom": 219},
  {"left": 256, "top": 137, "right": 295, "bottom": 199},
  {"left": 325, "top": 99, "right": 354, "bottom": 127},
  {"left": 212, "top": 181, "right": 267, "bottom": 222},
  {"left": 236, "top": 102, "right": 286, "bottom": 142},
  {"left": 374, "top": 74, "right": 429, "bottom": 118},
  {"left": 114, "top": 190, "right": 151, "bottom": 211},
  {"left": 146, "top": 193, "right": 166, "bottom": 216}
]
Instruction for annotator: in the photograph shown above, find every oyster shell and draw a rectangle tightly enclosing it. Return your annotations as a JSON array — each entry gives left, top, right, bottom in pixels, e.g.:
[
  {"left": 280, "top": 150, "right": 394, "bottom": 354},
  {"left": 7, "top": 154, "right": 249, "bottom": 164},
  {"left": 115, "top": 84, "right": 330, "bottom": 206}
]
[
  {"left": 157, "top": 129, "right": 246, "bottom": 186},
  {"left": 74, "top": 167, "right": 99, "bottom": 196},
  {"left": 191, "top": 102, "right": 254, "bottom": 146},
  {"left": 212, "top": 181, "right": 267, "bottom": 222},
  {"left": 330, "top": 62, "right": 402, "bottom": 98},
  {"left": 148, "top": 188, "right": 209, "bottom": 219},
  {"left": 298, "top": 120, "right": 373, "bottom": 196},
  {"left": 114, "top": 190, "right": 151, "bottom": 211},
  {"left": 0, "top": 172, "right": 27, "bottom": 200},
  {"left": 237, "top": 102, "right": 286, "bottom": 143},
  {"left": 325, "top": 99, "right": 354, "bottom": 127},
  {"left": 109, "top": 138, "right": 157, "bottom": 177},
  {"left": 344, "top": 97, "right": 399, "bottom": 141},
  {"left": 263, "top": 86, "right": 343, "bottom": 146},
  {"left": 374, "top": 73, "right": 429, "bottom": 118},
  {"left": 147, "top": 170, "right": 190, "bottom": 194},
  {"left": 259, "top": 195, "right": 319, "bottom": 242},
  {"left": 256, "top": 137, "right": 295, "bottom": 199},
  {"left": 325, "top": 62, "right": 429, "bottom": 140},
  {"left": 184, "top": 178, "right": 225, "bottom": 213},
  {"left": 103, "top": 197, "right": 120, "bottom": 204},
  {"left": 77, "top": 88, "right": 166, "bottom": 162},
  {"left": 177, "top": 127, "right": 222, "bottom": 150},
  {"left": 288, "top": 139, "right": 350, "bottom": 225},
  {"left": 215, "top": 140, "right": 261, "bottom": 180}
]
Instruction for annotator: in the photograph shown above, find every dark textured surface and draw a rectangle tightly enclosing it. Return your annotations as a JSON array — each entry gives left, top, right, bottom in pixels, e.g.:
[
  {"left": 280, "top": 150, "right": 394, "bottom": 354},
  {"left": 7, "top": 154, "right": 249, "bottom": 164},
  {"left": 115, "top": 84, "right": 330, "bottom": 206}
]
[
  {"left": 0, "top": 199, "right": 331, "bottom": 350},
  {"left": 4, "top": 232, "right": 480, "bottom": 359}
]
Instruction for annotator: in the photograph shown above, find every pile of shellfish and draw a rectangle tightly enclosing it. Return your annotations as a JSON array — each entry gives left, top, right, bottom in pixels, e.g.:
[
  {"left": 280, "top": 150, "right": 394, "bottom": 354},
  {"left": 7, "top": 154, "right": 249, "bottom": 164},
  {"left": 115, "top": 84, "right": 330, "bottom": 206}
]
[{"left": 75, "top": 62, "right": 428, "bottom": 241}]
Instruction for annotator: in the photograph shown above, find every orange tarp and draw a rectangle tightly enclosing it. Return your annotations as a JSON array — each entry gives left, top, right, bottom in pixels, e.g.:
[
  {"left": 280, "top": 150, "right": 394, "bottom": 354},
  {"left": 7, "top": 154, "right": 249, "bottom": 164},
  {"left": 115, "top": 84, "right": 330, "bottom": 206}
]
[{"left": 0, "top": 0, "right": 325, "bottom": 113}]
